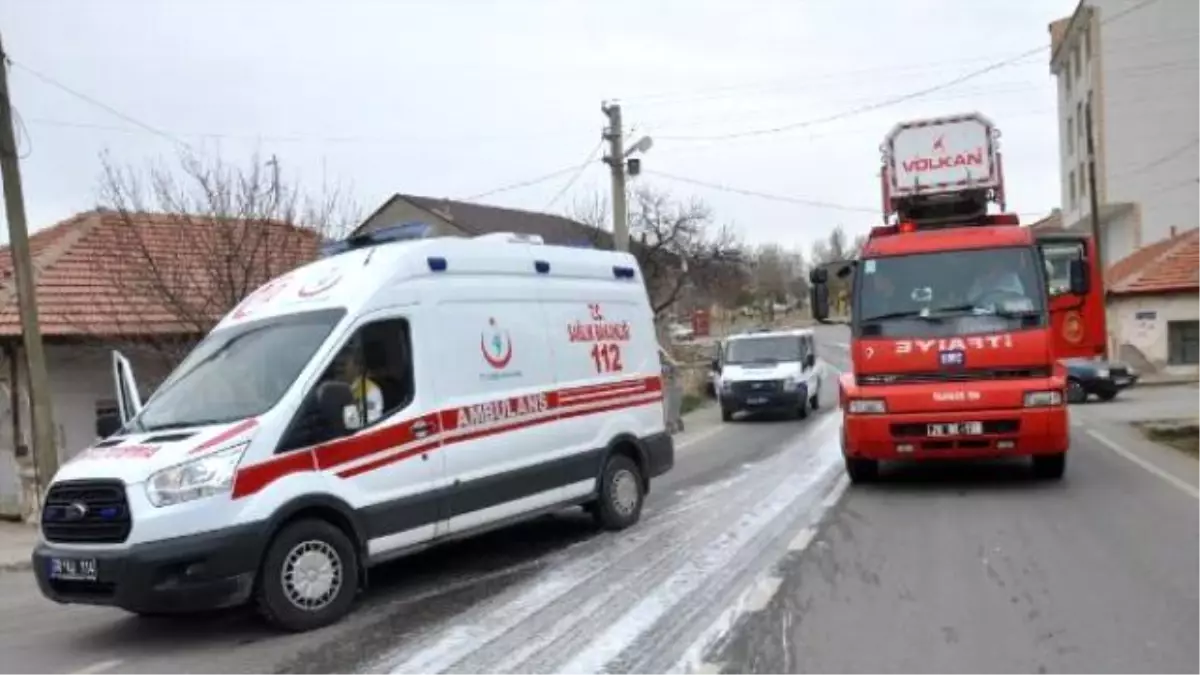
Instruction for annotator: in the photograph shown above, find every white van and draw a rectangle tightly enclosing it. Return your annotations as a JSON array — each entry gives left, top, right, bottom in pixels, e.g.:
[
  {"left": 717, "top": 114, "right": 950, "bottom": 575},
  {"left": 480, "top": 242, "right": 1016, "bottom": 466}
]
[
  {"left": 32, "top": 230, "right": 673, "bottom": 631},
  {"left": 716, "top": 329, "right": 822, "bottom": 421}
]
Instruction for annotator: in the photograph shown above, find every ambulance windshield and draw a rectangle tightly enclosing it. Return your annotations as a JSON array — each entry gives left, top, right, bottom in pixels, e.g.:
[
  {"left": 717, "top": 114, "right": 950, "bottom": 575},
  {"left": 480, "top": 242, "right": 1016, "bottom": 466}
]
[
  {"left": 132, "top": 308, "right": 346, "bottom": 432},
  {"left": 854, "top": 247, "right": 1045, "bottom": 338}
]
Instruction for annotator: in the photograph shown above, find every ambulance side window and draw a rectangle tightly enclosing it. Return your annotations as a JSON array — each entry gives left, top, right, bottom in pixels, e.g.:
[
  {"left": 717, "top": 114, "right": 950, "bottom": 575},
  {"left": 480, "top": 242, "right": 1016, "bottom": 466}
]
[{"left": 280, "top": 318, "right": 414, "bottom": 452}]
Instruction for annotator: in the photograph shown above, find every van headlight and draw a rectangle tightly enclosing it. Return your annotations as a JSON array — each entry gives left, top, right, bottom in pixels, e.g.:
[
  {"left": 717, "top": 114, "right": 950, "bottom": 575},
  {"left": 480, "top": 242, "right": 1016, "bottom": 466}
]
[
  {"left": 146, "top": 443, "right": 248, "bottom": 507},
  {"left": 1023, "top": 390, "right": 1064, "bottom": 407},
  {"left": 782, "top": 377, "right": 800, "bottom": 391},
  {"left": 847, "top": 399, "right": 887, "bottom": 414}
]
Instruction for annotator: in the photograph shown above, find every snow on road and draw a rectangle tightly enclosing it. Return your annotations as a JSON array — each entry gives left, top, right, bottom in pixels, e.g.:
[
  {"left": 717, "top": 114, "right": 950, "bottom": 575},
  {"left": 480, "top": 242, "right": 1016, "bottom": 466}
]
[{"left": 372, "top": 414, "right": 845, "bottom": 674}]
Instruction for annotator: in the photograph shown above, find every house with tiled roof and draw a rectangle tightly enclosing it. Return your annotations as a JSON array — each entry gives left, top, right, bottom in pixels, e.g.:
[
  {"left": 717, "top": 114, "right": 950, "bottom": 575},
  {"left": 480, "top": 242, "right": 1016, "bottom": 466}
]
[
  {"left": 0, "top": 210, "right": 321, "bottom": 517},
  {"left": 355, "top": 193, "right": 606, "bottom": 247},
  {"left": 1106, "top": 227, "right": 1198, "bottom": 376}
]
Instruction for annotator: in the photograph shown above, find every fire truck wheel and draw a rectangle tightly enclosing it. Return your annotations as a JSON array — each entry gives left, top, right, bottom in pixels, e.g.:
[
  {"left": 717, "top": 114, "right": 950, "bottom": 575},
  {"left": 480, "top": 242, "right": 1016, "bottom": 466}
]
[
  {"left": 1032, "top": 453, "right": 1066, "bottom": 480},
  {"left": 845, "top": 457, "right": 878, "bottom": 483}
]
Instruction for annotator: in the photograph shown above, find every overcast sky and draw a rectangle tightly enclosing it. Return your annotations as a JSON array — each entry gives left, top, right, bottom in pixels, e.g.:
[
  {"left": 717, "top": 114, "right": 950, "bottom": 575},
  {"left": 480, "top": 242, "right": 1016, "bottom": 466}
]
[{"left": 0, "top": 0, "right": 1078, "bottom": 252}]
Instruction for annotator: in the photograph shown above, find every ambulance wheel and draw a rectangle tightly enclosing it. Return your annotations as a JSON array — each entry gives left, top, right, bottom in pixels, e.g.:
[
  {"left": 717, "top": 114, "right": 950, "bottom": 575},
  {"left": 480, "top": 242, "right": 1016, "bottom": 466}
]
[
  {"left": 592, "top": 454, "right": 645, "bottom": 531},
  {"left": 256, "top": 518, "right": 359, "bottom": 632},
  {"left": 845, "top": 456, "right": 878, "bottom": 483},
  {"left": 1032, "top": 453, "right": 1066, "bottom": 480}
]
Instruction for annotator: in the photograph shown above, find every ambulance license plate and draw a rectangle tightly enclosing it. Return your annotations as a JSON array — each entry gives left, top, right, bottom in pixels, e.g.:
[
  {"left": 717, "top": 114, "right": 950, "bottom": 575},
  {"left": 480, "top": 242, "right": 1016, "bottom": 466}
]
[
  {"left": 927, "top": 422, "right": 983, "bottom": 437},
  {"left": 48, "top": 557, "right": 98, "bottom": 582}
]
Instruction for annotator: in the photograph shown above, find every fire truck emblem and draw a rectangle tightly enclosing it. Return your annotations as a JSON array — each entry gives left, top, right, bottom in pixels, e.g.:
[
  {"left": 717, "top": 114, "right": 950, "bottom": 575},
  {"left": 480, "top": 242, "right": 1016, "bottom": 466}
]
[
  {"left": 932, "top": 135, "right": 946, "bottom": 152},
  {"left": 1062, "top": 311, "right": 1084, "bottom": 345}
]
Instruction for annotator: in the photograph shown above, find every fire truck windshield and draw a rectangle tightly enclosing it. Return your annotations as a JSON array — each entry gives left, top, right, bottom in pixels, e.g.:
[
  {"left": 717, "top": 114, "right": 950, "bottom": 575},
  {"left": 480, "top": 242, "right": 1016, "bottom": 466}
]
[{"left": 854, "top": 246, "right": 1046, "bottom": 338}]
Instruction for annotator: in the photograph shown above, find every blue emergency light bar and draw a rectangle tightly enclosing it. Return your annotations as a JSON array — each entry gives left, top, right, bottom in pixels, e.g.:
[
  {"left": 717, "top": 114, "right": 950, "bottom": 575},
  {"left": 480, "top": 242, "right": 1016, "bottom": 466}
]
[{"left": 320, "top": 221, "right": 434, "bottom": 258}]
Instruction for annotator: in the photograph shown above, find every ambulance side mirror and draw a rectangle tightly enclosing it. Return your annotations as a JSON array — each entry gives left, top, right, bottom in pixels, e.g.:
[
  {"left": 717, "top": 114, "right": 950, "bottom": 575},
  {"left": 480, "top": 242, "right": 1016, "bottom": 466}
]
[
  {"left": 315, "top": 381, "right": 355, "bottom": 433},
  {"left": 95, "top": 411, "right": 123, "bottom": 439},
  {"left": 1068, "top": 259, "right": 1090, "bottom": 295}
]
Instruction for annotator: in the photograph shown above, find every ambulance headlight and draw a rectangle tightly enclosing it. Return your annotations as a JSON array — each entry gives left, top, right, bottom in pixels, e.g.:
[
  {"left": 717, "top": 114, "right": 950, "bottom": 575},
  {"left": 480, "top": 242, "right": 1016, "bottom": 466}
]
[{"left": 146, "top": 443, "right": 248, "bottom": 507}]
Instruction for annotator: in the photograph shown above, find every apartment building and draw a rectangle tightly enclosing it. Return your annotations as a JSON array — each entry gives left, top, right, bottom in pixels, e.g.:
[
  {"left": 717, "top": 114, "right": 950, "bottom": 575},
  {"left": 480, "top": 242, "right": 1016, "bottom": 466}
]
[{"left": 1048, "top": 0, "right": 1199, "bottom": 267}]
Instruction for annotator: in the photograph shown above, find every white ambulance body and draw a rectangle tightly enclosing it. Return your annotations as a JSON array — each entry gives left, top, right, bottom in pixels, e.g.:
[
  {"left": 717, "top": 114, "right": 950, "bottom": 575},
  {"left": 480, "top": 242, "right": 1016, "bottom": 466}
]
[{"left": 33, "top": 231, "right": 673, "bottom": 631}]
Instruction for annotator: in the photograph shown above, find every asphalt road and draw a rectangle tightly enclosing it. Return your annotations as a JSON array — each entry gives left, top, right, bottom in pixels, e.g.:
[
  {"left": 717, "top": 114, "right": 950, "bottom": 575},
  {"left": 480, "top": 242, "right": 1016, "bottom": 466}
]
[
  {"left": 712, "top": 325, "right": 1200, "bottom": 674},
  {"left": 0, "top": 349, "right": 846, "bottom": 674}
]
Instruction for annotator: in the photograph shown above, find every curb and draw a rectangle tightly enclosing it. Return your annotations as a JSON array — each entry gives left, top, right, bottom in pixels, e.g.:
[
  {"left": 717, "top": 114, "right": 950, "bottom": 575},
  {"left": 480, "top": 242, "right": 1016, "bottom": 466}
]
[{"left": 0, "top": 559, "right": 32, "bottom": 573}]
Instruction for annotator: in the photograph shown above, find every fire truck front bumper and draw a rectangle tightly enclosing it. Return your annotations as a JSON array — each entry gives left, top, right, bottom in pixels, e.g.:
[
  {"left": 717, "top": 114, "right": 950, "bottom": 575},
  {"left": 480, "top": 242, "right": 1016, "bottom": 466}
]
[{"left": 842, "top": 407, "right": 1069, "bottom": 461}]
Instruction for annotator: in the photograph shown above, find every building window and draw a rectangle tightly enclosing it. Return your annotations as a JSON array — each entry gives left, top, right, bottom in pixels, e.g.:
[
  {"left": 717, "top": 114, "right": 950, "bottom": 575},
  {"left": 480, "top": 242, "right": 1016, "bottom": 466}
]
[
  {"left": 1069, "top": 170, "right": 1077, "bottom": 210},
  {"left": 1067, "top": 116, "right": 1075, "bottom": 155},
  {"left": 1168, "top": 320, "right": 1199, "bottom": 365},
  {"left": 1073, "top": 46, "right": 1081, "bottom": 81},
  {"left": 1079, "top": 162, "right": 1087, "bottom": 199},
  {"left": 1083, "top": 27, "right": 1091, "bottom": 62}
]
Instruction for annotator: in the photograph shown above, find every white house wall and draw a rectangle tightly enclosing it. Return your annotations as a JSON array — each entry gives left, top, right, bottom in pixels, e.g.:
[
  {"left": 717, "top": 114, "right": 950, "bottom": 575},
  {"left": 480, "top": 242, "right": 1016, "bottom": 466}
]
[{"left": 1110, "top": 293, "right": 1200, "bottom": 376}]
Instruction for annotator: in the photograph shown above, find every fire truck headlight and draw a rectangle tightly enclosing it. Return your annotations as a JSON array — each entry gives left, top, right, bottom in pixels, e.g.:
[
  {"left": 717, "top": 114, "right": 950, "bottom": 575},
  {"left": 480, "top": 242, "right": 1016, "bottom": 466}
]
[
  {"left": 847, "top": 399, "right": 887, "bottom": 414},
  {"left": 1023, "top": 390, "right": 1063, "bottom": 408}
]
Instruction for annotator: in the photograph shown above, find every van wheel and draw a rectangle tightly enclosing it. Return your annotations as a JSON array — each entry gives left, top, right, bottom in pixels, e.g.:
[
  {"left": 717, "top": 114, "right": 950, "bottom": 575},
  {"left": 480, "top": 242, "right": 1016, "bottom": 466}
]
[
  {"left": 592, "top": 454, "right": 645, "bottom": 531},
  {"left": 810, "top": 389, "right": 820, "bottom": 411},
  {"left": 721, "top": 406, "right": 735, "bottom": 422},
  {"left": 796, "top": 390, "right": 810, "bottom": 419},
  {"left": 256, "top": 519, "right": 359, "bottom": 632}
]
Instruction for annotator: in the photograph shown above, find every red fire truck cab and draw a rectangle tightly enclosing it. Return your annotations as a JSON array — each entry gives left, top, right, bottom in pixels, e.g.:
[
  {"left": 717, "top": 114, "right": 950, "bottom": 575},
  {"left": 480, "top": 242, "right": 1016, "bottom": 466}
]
[{"left": 810, "top": 113, "right": 1106, "bottom": 482}]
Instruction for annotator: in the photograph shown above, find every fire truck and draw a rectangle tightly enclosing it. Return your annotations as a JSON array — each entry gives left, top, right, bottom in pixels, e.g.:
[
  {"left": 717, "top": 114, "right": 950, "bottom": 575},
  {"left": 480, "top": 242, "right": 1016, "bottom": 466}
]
[{"left": 809, "top": 113, "right": 1106, "bottom": 482}]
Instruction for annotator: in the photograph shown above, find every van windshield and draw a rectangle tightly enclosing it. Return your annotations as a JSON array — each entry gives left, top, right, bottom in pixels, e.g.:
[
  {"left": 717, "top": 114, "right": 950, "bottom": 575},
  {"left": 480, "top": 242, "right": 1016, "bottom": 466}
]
[
  {"left": 132, "top": 309, "right": 346, "bottom": 432},
  {"left": 724, "top": 336, "right": 804, "bottom": 365}
]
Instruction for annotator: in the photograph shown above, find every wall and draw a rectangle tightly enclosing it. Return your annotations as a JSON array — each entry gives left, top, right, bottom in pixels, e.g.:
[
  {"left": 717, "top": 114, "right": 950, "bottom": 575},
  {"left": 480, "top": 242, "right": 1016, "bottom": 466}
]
[
  {"left": 0, "top": 342, "right": 174, "bottom": 517},
  {"left": 1109, "top": 292, "right": 1199, "bottom": 376},
  {"left": 1054, "top": 0, "right": 1199, "bottom": 250}
]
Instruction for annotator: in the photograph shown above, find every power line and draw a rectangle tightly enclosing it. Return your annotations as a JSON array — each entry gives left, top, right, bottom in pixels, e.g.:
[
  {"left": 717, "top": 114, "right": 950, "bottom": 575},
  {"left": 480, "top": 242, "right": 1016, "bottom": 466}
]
[
  {"left": 656, "top": 0, "right": 1163, "bottom": 143},
  {"left": 644, "top": 169, "right": 878, "bottom": 213},
  {"left": 544, "top": 140, "right": 603, "bottom": 210},
  {"left": 461, "top": 154, "right": 598, "bottom": 202},
  {"left": 8, "top": 58, "right": 191, "bottom": 149},
  {"left": 1110, "top": 138, "right": 1199, "bottom": 178}
]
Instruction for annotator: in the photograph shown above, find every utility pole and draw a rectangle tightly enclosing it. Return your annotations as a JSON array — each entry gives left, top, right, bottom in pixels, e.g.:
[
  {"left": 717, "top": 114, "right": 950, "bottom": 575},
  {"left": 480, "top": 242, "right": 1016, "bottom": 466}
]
[
  {"left": 0, "top": 33, "right": 59, "bottom": 519},
  {"left": 1084, "top": 92, "right": 1109, "bottom": 359},
  {"left": 602, "top": 102, "right": 629, "bottom": 252}
]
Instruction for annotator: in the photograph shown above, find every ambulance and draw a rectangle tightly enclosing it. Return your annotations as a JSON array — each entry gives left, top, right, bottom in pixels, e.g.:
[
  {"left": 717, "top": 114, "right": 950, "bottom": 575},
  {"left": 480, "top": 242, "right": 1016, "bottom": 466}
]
[{"left": 32, "top": 228, "right": 673, "bottom": 631}]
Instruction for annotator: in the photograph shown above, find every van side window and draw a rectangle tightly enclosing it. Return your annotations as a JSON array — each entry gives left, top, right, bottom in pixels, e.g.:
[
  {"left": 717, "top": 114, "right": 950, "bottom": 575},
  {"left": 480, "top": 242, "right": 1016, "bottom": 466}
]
[{"left": 280, "top": 318, "right": 414, "bottom": 452}]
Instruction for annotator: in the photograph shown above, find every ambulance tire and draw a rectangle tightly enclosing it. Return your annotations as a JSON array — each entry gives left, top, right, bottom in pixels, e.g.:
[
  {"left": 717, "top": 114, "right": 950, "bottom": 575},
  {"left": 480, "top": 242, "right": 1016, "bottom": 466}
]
[
  {"left": 592, "top": 454, "right": 645, "bottom": 531},
  {"left": 256, "top": 518, "right": 360, "bottom": 632},
  {"left": 845, "top": 456, "right": 878, "bottom": 483},
  {"left": 1032, "top": 453, "right": 1067, "bottom": 480}
]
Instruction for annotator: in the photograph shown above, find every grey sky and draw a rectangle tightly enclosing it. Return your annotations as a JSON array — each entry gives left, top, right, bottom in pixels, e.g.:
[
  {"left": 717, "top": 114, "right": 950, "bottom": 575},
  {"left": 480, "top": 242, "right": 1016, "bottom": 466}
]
[{"left": 0, "top": 0, "right": 1077, "bottom": 251}]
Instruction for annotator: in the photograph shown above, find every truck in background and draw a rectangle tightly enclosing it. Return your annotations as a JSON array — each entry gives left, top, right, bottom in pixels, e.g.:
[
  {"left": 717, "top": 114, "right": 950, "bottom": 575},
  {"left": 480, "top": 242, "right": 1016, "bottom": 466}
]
[{"left": 810, "top": 112, "right": 1106, "bottom": 482}]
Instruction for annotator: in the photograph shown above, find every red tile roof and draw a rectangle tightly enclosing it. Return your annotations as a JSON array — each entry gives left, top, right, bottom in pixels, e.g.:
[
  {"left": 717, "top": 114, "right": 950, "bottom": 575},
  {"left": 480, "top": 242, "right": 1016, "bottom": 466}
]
[
  {"left": 0, "top": 210, "right": 322, "bottom": 338},
  {"left": 1107, "top": 228, "right": 1199, "bottom": 296}
]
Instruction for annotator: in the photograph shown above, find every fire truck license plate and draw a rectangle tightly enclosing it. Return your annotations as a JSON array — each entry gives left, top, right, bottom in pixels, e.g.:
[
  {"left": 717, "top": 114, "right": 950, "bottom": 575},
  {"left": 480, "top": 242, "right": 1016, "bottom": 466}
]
[{"left": 927, "top": 422, "right": 984, "bottom": 437}]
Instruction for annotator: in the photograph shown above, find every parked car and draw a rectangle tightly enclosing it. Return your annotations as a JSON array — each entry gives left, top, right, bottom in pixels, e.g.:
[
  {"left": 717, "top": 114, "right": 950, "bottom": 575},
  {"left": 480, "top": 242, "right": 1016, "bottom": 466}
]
[{"left": 1063, "top": 357, "right": 1139, "bottom": 403}]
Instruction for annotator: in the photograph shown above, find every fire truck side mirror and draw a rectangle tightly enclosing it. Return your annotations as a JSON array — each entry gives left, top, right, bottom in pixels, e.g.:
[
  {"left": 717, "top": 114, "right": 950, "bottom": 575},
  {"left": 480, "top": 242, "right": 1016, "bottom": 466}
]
[
  {"left": 810, "top": 284, "right": 830, "bottom": 321},
  {"left": 1068, "top": 258, "right": 1090, "bottom": 295}
]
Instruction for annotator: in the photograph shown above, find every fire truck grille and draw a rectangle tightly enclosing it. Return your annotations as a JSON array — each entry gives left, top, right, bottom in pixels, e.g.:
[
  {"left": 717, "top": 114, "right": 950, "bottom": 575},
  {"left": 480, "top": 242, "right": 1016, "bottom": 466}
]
[{"left": 859, "top": 367, "right": 1050, "bottom": 385}]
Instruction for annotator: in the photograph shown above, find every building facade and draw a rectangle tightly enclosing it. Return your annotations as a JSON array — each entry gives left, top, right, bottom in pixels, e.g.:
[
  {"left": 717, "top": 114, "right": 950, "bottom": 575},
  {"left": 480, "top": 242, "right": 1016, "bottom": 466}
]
[{"left": 1049, "top": 0, "right": 1199, "bottom": 266}]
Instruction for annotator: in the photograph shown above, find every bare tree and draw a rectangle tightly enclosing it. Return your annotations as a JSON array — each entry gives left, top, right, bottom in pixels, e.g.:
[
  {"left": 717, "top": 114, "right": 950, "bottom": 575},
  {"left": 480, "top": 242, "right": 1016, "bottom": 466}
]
[
  {"left": 569, "top": 187, "right": 744, "bottom": 319},
  {"left": 78, "top": 150, "right": 359, "bottom": 367}
]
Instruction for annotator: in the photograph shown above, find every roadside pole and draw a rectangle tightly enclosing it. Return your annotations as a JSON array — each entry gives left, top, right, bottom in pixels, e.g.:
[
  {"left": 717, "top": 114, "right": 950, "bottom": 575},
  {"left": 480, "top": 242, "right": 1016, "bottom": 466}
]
[
  {"left": 1084, "top": 93, "right": 1109, "bottom": 360},
  {"left": 0, "top": 33, "right": 59, "bottom": 520},
  {"left": 602, "top": 102, "right": 629, "bottom": 253}
]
